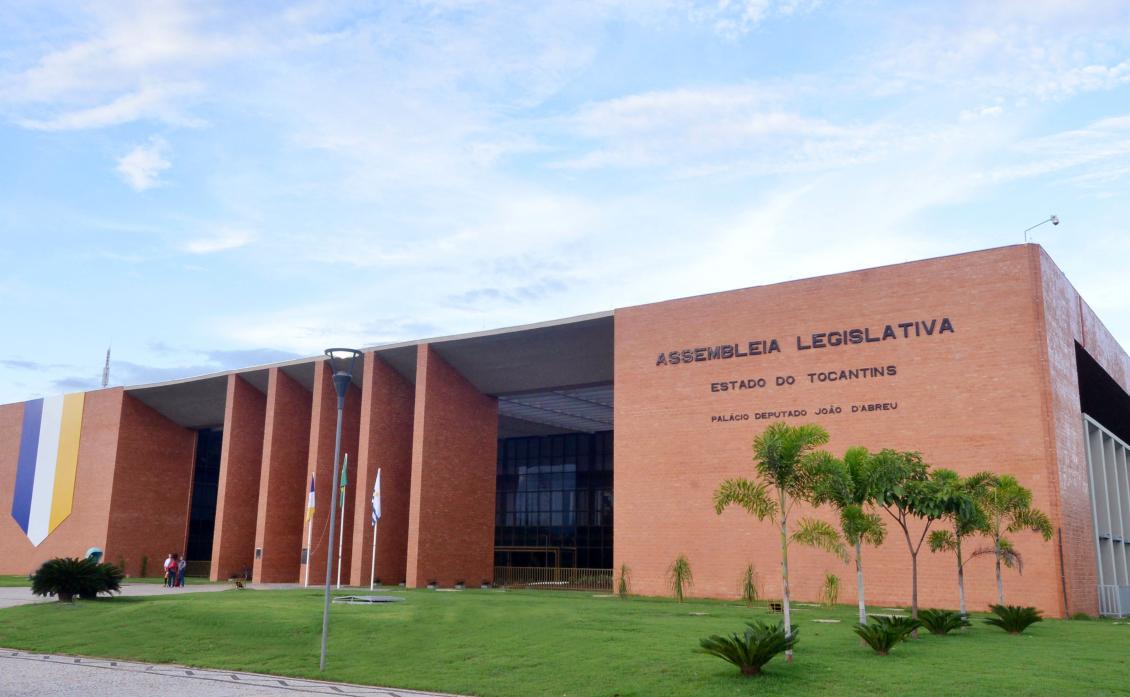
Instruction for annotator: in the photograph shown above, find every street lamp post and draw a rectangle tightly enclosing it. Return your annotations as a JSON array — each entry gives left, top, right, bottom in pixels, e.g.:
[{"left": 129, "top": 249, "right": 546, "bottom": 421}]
[
  {"left": 1023, "top": 214, "right": 1059, "bottom": 243},
  {"left": 319, "top": 347, "right": 361, "bottom": 672}
]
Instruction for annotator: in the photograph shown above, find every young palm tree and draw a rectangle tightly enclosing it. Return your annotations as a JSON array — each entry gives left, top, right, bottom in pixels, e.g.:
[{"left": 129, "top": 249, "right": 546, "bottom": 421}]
[
  {"left": 975, "top": 474, "right": 1054, "bottom": 605},
  {"left": 807, "top": 446, "right": 887, "bottom": 625},
  {"left": 927, "top": 471, "right": 994, "bottom": 616},
  {"left": 713, "top": 422, "right": 841, "bottom": 662}
]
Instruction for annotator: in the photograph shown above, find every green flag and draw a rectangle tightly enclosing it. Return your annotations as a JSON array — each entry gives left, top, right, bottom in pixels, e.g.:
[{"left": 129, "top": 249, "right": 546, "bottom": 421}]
[{"left": 339, "top": 454, "right": 349, "bottom": 508}]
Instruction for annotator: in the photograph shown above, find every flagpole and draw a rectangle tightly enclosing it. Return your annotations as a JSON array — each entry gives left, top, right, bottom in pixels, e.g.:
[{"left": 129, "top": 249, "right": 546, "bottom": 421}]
[
  {"left": 369, "top": 467, "right": 381, "bottom": 592},
  {"left": 370, "top": 521, "right": 379, "bottom": 591},
  {"left": 304, "top": 514, "right": 313, "bottom": 587},
  {"left": 336, "top": 454, "right": 348, "bottom": 590},
  {"left": 304, "top": 473, "right": 314, "bottom": 588}
]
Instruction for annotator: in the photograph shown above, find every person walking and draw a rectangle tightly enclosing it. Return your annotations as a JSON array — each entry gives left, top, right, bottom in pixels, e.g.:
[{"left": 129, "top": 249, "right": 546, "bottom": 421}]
[{"left": 176, "top": 555, "right": 187, "bottom": 588}]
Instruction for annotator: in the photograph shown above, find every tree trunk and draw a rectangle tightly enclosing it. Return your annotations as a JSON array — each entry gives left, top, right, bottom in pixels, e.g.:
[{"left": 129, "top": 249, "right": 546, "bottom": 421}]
[
  {"left": 911, "top": 552, "right": 918, "bottom": 619},
  {"left": 898, "top": 520, "right": 920, "bottom": 638},
  {"left": 995, "top": 536, "right": 1004, "bottom": 605},
  {"left": 958, "top": 551, "right": 967, "bottom": 619},
  {"left": 779, "top": 488, "right": 793, "bottom": 662},
  {"left": 855, "top": 540, "right": 866, "bottom": 625}
]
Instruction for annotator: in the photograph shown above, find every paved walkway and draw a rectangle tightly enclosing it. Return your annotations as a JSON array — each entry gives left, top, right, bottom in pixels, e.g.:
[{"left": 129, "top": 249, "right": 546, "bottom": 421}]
[
  {"left": 0, "top": 582, "right": 306, "bottom": 609},
  {"left": 0, "top": 650, "right": 457, "bottom": 696}
]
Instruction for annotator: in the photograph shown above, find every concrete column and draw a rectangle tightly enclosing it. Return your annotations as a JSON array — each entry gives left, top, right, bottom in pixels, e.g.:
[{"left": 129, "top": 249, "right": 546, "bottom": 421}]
[
  {"left": 405, "top": 345, "right": 498, "bottom": 588},
  {"left": 105, "top": 394, "right": 197, "bottom": 577},
  {"left": 300, "top": 359, "right": 361, "bottom": 586},
  {"left": 350, "top": 352, "right": 415, "bottom": 587},
  {"left": 252, "top": 368, "right": 312, "bottom": 583},
  {"left": 209, "top": 375, "right": 266, "bottom": 581}
]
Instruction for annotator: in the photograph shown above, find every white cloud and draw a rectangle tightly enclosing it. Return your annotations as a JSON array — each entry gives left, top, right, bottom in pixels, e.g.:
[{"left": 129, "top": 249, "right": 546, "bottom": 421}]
[
  {"left": 19, "top": 83, "right": 205, "bottom": 131},
  {"left": 184, "top": 227, "right": 255, "bottom": 254},
  {"left": 115, "top": 137, "right": 171, "bottom": 191},
  {"left": 684, "top": 0, "right": 821, "bottom": 38},
  {"left": 1, "top": 1, "right": 245, "bottom": 130}
]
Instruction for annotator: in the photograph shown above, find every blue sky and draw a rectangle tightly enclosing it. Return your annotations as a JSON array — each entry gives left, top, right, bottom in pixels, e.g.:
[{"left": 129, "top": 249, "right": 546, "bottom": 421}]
[{"left": 2, "top": 0, "right": 1129, "bottom": 403}]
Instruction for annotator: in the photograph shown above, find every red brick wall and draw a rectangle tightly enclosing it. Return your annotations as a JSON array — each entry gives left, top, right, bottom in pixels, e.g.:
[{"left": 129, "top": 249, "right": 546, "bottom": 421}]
[
  {"left": 351, "top": 352, "right": 415, "bottom": 586},
  {"left": 105, "top": 394, "right": 197, "bottom": 577},
  {"left": 1037, "top": 248, "right": 1130, "bottom": 616},
  {"left": 253, "top": 368, "right": 312, "bottom": 583},
  {"left": 405, "top": 345, "right": 498, "bottom": 588},
  {"left": 210, "top": 375, "right": 266, "bottom": 581},
  {"left": 0, "top": 389, "right": 123, "bottom": 575},
  {"left": 614, "top": 245, "right": 1066, "bottom": 614},
  {"left": 302, "top": 359, "right": 361, "bottom": 585}
]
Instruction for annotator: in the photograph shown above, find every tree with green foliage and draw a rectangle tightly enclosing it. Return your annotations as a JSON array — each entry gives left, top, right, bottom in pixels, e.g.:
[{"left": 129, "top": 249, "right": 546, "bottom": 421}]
[
  {"left": 806, "top": 446, "right": 886, "bottom": 625},
  {"left": 928, "top": 471, "right": 994, "bottom": 616},
  {"left": 872, "top": 450, "right": 972, "bottom": 623},
  {"left": 974, "top": 474, "right": 1054, "bottom": 605},
  {"left": 714, "top": 422, "right": 842, "bottom": 662}
]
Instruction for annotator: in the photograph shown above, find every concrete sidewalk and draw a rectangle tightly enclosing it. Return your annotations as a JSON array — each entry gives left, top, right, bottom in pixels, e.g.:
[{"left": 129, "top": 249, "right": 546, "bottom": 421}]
[
  {"left": 0, "top": 581, "right": 308, "bottom": 609},
  {"left": 0, "top": 649, "right": 459, "bottom": 696}
]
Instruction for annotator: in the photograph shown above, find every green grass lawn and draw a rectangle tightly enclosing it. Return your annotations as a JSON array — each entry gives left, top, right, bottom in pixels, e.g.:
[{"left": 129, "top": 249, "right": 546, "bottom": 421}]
[
  {"left": 0, "top": 589, "right": 1125, "bottom": 697},
  {"left": 0, "top": 575, "right": 31, "bottom": 587}
]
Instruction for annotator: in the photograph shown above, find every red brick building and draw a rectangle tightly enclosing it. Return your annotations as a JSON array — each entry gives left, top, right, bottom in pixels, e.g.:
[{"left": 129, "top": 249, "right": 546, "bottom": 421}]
[{"left": 3, "top": 245, "right": 1129, "bottom": 617}]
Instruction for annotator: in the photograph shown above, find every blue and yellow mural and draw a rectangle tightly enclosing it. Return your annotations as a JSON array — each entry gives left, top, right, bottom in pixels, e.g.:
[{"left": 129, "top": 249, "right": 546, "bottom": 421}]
[{"left": 10, "top": 393, "right": 85, "bottom": 546}]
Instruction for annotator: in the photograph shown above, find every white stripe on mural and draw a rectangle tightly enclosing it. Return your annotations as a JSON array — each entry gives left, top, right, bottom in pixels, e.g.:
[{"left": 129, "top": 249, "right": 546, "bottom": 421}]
[{"left": 27, "top": 394, "right": 64, "bottom": 546}]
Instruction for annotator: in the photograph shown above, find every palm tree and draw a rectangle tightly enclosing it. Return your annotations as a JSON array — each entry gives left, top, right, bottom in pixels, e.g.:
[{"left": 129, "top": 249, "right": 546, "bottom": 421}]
[
  {"left": 714, "top": 422, "right": 842, "bottom": 662},
  {"left": 807, "top": 446, "right": 887, "bottom": 625},
  {"left": 927, "top": 471, "right": 993, "bottom": 617},
  {"left": 974, "top": 474, "right": 1053, "bottom": 605}
]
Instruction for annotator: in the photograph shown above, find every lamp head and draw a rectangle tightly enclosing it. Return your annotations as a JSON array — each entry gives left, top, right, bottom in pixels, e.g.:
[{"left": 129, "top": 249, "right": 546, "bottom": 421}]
[
  {"left": 1050, "top": 214, "right": 1059, "bottom": 226},
  {"left": 325, "top": 348, "right": 362, "bottom": 400}
]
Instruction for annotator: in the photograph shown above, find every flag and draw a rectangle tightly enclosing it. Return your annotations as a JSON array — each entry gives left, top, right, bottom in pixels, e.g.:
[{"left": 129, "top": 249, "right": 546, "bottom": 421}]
[
  {"left": 305, "top": 474, "right": 315, "bottom": 522},
  {"left": 339, "top": 454, "right": 349, "bottom": 508},
  {"left": 371, "top": 468, "right": 381, "bottom": 527},
  {"left": 11, "top": 393, "right": 86, "bottom": 546}
]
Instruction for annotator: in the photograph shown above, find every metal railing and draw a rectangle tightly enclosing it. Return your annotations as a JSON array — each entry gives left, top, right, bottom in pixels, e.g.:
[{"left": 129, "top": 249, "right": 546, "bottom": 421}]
[
  {"left": 1099, "top": 585, "right": 1123, "bottom": 617},
  {"left": 493, "top": 566, "right": 612, "bottom": 592}
]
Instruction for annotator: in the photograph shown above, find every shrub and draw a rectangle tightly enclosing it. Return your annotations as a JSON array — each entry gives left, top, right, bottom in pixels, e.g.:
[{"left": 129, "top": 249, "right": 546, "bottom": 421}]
[
  {"left": 698, "top": 621, "right": 798, "bottom": 676},
  {"left": 985, "top": 604, "right": 1043, "bottom": 634},
  {"left": 820, "top": 573, "right": 840, "bottom": 606},
  {"left": 919, "top": 609, "right": 970, "bottom": 635},
  {"left": 617, "top": 564, "right": 631, "bottom": 599},
  {"left": 140, "top": 555, "right": 148, "bottom": 577},
  {"left": 31, "top": 557, "right": 123, "bottom": 603},
  {"left": 1070, "top": 612, "right": 1093, "bottom": 621},
  {"left": 740, "top": 563, "right": 758, "bottom": 606},
  {"left": 668, "top": 554, "right": 693, "bottom": 603},
  {"left": 855, "top": 616, "right": 922, "bottom": 655}
]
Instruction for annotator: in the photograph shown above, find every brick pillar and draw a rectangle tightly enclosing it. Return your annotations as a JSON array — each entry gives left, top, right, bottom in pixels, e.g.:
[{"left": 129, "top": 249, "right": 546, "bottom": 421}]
[
  {"left": 252, "top": 368, "right": 312, "bottom": 583},
  {"left": 210, "top": 375, "right": 266, "bottom": 581},
  {"left": 301, "top": 360, "right": 361, "bottom": 586},
  {"left": 350, "top": 352, "right": 415, "bottom": 587},
  {"left": 105, "top": 394, "right": 196, "bottom": 578},
  {"left": 405, "top": 345, "right": 498, "bottom": 588}
]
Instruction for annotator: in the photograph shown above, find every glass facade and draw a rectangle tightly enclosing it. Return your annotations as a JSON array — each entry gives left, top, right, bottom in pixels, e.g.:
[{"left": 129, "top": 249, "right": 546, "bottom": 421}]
[
  {"left": 185, "top": 428, "right": 223, "bottom": 562},
  {"left": 494, "top": 431, "right": 613, "bottom": 569}
]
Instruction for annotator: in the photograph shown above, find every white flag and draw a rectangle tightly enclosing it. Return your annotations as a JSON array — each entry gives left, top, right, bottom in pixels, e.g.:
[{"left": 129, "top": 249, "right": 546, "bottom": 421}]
[{"left": 371, "top": 468, "right": 381, "bottom": 526}]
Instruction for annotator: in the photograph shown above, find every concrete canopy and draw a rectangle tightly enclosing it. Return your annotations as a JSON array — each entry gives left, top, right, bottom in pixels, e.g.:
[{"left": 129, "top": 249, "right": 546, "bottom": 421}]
[{"left": 123, "top": 311, "right": 614, "bottom": 433}]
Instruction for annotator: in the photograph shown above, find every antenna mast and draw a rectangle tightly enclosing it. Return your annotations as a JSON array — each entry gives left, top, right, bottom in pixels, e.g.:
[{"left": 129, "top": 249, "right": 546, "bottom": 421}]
[{"left": 101, "top": 346, "right": 111, "bottom": 388}]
